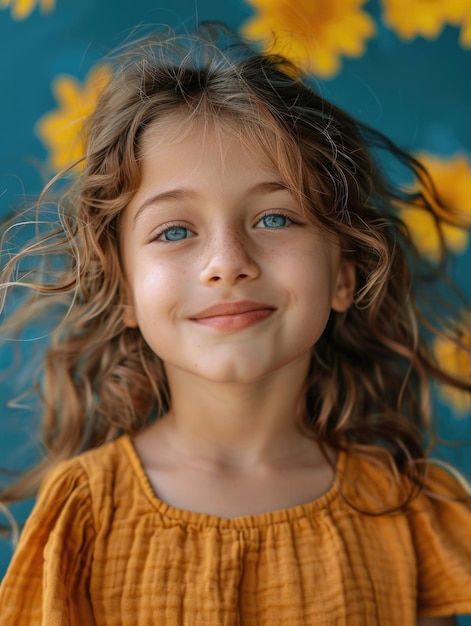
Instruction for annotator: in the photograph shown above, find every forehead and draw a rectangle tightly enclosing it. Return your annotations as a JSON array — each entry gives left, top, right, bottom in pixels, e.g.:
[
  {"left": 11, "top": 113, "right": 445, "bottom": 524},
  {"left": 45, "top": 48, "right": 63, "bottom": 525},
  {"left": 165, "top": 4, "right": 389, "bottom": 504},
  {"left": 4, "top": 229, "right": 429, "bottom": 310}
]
[
  {"left": 133, "top": 119, "right": 289, "bottom": 209},
  {"left": 130, "top": 111, "right": 317, "bottom": 227},
  {"left": 138, "top": 110, "right": 285, "bottom": 174}
]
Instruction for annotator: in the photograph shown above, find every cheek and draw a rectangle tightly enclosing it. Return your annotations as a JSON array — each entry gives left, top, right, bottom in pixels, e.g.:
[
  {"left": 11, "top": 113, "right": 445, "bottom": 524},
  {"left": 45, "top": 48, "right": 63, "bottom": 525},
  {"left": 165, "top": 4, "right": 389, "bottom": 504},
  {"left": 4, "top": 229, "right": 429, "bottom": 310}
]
[
  {"left": 129, "top": 265, "right": 160, "bottom": 310},
  {"left": 291, "top": 252, "right": 338, "bottom": 318},
  {"left": 131, "top": 259, "right": 186, "bottom": 318},
  {"left": 291, "top": 248, "right": 336, "bottom": 290}
]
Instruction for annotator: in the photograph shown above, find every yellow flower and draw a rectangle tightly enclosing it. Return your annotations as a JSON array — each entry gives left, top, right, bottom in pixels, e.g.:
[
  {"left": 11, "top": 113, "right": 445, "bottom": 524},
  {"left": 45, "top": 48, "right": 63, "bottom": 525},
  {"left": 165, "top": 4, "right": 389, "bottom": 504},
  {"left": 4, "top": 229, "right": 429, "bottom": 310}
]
[
  {"left": 459, "top": 5, "right": 471, "bottom": 47},
  {"left": 0, "top": 0, "right": 54, "bottom": 20},
  {"left": 242, "top": 0, "right": 376, "bottom": 78},
  {"left": 433, "top": 320, "right": 471, "bottom": 414},
  {"left": 399, "top": 153, "right": 471, "bottom": 260},
  {"left": 36, "top": 65, "right": 112, "bottom": 172},
  {"left": 380, "top": 0, "right": 467, "bottom": 40}
]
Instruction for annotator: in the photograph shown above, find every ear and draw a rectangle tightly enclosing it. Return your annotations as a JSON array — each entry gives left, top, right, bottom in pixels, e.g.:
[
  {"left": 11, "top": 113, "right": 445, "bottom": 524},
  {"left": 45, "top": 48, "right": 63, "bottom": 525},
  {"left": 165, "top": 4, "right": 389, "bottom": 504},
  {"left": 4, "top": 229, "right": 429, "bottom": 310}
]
[
  {"left": 121, "top": 282, "right": 139, "bottom": 328},
  {"left": 123, "top": 303, "right": 139, "bottom": 328},
  {"left": 331, "top": 260, "right": 356, "bottom": 313}
]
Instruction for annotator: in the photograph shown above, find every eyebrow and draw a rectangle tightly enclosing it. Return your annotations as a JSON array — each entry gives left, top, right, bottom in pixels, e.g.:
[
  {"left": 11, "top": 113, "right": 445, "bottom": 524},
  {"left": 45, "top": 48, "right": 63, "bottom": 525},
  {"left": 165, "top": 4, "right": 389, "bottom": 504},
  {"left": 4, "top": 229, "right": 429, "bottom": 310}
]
[{"left": 131, "top": 180, "right": 291, "bottom": 227}]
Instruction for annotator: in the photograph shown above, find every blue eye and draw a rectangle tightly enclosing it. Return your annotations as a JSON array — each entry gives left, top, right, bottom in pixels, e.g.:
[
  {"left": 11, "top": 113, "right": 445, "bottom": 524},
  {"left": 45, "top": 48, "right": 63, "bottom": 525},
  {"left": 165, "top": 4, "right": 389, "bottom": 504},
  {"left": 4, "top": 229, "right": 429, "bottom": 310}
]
[
  {"left": 160, "top": 226, "right": 192, "bottom": 241},
  {"left": 260, "top": 214, "right": 288, "bottom": 228}
]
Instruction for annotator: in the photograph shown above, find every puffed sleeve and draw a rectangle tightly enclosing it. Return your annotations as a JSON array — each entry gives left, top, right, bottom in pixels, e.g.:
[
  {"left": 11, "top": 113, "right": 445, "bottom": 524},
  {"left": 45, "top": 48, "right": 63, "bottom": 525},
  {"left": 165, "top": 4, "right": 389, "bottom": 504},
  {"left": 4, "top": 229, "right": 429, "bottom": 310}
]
[
  {"left": 0, "top": 459, "right": 97, "bottom": 625},
  {"left": 408, "top": 463, "right": 471, "bottom": 618}
]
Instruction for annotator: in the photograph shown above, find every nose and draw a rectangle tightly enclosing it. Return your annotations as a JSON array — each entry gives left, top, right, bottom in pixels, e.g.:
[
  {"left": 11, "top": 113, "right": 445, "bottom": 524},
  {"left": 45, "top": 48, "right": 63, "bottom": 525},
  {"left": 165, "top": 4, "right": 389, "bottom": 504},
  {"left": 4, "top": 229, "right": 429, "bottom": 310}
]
[{"left": 199, "top": 226, "right": 261, "bottom": 286}]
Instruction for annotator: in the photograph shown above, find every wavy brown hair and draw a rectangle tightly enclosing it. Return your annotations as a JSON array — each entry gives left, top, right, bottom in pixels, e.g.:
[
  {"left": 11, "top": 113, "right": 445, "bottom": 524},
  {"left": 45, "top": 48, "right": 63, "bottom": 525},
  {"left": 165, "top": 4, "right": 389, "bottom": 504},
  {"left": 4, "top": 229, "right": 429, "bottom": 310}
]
[{"left": 1, "top": 23, "right": 470, "bottom": 514}]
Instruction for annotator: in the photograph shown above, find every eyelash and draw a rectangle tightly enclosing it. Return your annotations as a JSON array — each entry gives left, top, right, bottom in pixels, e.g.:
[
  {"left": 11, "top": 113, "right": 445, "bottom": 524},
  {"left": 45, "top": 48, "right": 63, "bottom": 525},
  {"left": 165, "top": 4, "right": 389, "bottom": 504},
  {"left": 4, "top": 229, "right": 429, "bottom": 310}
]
[
  {"left": 256, "top": 210, "right": 299, "bottom": 229},
  {"left": 152, "top": 222, "right": 195, "bottom": 243},
  {"left": 152, "top": 210, "right": 300, "bottom": 243}
]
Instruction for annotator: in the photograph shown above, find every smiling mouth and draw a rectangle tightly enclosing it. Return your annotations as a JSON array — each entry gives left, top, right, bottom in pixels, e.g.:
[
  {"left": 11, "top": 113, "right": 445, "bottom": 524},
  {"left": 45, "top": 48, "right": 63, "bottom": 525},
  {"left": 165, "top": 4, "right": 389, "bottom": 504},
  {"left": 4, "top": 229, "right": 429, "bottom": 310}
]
[{"left": 190, "top": 301, "right": 276, "bottom": 331}]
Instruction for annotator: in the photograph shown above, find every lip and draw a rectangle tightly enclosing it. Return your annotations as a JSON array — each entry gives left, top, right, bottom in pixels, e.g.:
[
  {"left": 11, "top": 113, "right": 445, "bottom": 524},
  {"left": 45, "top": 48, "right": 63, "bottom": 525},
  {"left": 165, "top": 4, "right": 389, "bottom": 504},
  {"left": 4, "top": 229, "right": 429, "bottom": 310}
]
[
  {"left": 191, "top": 300, "right": 276, "bottom": 319},
  {"left": 190, "top": 300, "right": 276, "bottom": 331}
]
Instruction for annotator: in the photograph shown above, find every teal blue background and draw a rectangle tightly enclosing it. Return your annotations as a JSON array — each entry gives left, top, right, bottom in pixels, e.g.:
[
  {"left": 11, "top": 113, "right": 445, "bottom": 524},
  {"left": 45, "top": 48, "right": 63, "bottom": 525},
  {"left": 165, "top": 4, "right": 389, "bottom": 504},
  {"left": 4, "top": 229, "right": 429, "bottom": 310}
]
[{"left": 1, "top": 1, "right": 470, "bottom": 620}]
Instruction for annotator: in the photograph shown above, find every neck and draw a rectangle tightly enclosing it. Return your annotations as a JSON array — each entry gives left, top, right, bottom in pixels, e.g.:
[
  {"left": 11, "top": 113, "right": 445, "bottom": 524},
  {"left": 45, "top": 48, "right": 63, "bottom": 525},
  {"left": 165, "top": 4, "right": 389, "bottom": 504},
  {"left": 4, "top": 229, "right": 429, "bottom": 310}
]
[{"left": 159, "top": 355, "right": 313, "bottom": 469}]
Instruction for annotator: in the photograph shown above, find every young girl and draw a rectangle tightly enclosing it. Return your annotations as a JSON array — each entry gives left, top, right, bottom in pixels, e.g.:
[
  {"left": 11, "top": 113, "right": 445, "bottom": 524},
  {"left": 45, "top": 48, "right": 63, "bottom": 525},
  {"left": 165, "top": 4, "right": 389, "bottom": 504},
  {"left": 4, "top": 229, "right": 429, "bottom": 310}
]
[{"left": 0, "top": 22, "right": 470, "bottom": 626}]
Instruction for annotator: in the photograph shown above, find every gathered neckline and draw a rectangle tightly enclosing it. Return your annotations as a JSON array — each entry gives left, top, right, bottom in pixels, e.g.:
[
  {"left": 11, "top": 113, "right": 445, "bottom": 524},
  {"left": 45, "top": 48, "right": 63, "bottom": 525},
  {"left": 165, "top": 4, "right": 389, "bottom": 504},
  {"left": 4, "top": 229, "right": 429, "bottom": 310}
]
[{"left": 119, "top": 434, "right": 345, "bottom": 529}]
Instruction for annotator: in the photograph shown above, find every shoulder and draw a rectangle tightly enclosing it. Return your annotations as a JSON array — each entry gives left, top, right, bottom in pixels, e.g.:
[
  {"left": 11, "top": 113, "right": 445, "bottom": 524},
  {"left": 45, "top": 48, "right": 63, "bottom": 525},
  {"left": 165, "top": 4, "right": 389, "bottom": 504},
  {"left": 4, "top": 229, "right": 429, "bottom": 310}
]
[
  {"left": 337, "top": 451, "right": 471, "bottom": 617},
  {"left": 407, "top": 463, "right": 471, "bottom": 617},
  {"left": 0, "top": 440, "right": 132, "bottom": 623},
  {"left": 40, "top": 435, "right": 129, "bottom": 491},
  {"left": 337, "top": 449, "right": 470, "bottom": 512},
  {"left": 2, "top": 437, "right": 138, "bottom": 579},
  {"left": 27, "top": 435, "right": 137, "bottom": 531}
]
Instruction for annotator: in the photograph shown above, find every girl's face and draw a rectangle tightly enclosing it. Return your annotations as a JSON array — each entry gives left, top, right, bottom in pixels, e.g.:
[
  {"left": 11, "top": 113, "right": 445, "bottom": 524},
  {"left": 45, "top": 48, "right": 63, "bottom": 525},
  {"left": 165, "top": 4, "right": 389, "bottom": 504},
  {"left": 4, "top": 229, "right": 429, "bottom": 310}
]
[{"left": 120, "top": 118, "right": 354, "bottom": 386}]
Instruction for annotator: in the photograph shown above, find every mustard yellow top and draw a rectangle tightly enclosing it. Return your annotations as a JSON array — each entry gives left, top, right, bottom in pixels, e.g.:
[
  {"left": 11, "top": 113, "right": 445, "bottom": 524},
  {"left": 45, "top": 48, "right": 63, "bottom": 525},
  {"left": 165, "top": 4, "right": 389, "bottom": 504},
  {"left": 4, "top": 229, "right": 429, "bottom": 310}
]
[{"left": 1, "top": 435, "right": 470, "bottom": 625}]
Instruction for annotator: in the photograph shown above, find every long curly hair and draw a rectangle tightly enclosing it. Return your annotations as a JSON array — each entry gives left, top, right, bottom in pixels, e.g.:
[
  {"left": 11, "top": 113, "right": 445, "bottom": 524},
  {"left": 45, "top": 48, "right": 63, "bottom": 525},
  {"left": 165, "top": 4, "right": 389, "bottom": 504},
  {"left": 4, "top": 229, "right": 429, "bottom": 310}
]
[{"left": 1, "top": 22, "right": 470, "bottom": 512}]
